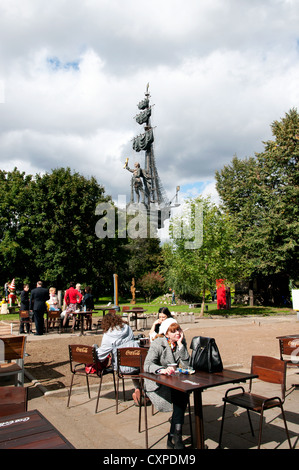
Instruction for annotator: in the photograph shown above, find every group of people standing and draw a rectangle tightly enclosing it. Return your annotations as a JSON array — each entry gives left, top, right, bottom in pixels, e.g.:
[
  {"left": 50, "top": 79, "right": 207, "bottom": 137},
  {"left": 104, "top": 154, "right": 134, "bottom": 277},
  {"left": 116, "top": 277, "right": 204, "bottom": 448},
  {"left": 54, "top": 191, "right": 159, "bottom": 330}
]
[{"left": 19, "top": 280, "right": 94, "bottom": 335}]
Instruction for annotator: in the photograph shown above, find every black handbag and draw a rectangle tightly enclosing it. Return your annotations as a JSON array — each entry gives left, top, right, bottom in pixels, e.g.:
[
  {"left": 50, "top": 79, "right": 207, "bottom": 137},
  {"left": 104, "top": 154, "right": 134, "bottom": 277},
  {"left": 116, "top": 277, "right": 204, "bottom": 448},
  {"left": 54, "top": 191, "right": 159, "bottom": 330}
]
[{"left": 189, "top": 336, "right": 223, "bottom": 373}]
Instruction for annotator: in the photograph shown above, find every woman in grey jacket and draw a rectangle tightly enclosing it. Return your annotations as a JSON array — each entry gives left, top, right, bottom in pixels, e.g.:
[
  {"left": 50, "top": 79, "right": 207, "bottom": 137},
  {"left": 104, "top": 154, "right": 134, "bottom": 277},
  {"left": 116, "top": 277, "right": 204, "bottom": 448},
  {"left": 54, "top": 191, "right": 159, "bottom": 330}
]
[{"left": 143, "top": 318, "right": 190, "bottom": 449}]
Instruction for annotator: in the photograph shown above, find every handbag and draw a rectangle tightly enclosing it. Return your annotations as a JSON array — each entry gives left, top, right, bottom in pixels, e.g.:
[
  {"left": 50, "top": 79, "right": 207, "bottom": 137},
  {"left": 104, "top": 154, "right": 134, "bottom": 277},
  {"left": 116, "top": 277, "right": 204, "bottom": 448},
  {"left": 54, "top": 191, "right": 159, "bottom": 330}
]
[
  {"left": 85, "top": 355, "right": 110, "bottom": 374},
  {"left": 189, "top": 336, "right": 223, "bottom": 373}
]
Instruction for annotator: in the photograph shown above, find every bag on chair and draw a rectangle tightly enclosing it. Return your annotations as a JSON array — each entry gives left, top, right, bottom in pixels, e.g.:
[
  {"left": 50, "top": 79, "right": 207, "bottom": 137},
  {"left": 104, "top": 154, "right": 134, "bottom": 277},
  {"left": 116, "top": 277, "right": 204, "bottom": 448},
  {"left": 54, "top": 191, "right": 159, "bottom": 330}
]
[
  {"left": 85, "top": 355, "right": 110, "bottom": 374},
  {"left": 189, "top": 336, "right": 223, "bottom": 373}
]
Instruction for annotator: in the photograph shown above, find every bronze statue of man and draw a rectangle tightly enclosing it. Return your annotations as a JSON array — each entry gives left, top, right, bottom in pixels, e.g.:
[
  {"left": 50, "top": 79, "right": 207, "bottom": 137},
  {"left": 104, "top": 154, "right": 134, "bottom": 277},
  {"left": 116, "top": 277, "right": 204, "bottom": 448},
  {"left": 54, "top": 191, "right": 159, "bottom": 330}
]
[{"left": 125, "top": 161, "right": 145, "bottom": 203}]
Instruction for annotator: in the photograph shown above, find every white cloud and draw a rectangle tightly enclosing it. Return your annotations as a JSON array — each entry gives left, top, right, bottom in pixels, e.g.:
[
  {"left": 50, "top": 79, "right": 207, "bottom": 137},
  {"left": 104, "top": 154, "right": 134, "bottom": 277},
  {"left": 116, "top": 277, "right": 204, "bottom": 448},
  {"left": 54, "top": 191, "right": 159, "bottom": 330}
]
[{"left": 0, "top": 0, "right": 298, "bottom": 207}]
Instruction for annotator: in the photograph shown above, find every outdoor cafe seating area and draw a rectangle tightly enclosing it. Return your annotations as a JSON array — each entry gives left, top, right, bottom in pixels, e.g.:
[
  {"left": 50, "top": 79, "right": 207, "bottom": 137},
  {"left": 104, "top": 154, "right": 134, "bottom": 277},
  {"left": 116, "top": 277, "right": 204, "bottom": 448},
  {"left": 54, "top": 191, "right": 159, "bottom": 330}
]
[
  {"left": 0, "top": 307, "right": 298, "bottom": 450},
  {"left": 0, "top": 305, "right": 150, "bottom": 337}
]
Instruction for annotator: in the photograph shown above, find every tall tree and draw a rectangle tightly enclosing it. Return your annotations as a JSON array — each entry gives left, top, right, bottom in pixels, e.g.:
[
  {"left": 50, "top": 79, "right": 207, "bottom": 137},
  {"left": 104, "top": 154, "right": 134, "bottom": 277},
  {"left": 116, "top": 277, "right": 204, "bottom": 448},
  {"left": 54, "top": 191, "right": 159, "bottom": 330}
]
[
  {"left": 0, "top": 167, "right": 118, "bottom": 294},
  {"left": 216, "top": 109, "right": 299, "bottom": 302},
  {"left": 0, "top": 168, "right": 34, "bottom": 284},
  {"left": 163, "top": 196, "right": 238, "bottom": 315},
  {"left": 29, "top": 167, "right": 114, "bottom": 290}
]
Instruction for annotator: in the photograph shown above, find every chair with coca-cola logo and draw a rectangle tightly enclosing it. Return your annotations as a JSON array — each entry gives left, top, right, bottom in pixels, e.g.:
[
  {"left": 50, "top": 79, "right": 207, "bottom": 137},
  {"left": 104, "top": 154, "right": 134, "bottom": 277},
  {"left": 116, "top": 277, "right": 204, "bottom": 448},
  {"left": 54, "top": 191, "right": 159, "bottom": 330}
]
[
  {"left": 115, "top": 347, "right": 148, "bottom": 415},
  {"left": 277, "top": 335, "right": 299, "bottom": 391},
  {"left": 67, "top": 344, "right": 116, "bottom": 413}
]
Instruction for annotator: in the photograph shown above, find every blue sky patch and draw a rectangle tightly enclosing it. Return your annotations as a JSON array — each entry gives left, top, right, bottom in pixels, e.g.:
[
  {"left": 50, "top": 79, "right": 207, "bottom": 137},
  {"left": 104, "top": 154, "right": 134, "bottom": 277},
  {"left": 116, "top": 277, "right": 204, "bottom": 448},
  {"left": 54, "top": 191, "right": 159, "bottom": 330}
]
[
  {"left": 180, "top": 181, "right": 206, "bottom": 196},
  {"left": 47, "top": 57, "right": 80, "bottom": 71}
]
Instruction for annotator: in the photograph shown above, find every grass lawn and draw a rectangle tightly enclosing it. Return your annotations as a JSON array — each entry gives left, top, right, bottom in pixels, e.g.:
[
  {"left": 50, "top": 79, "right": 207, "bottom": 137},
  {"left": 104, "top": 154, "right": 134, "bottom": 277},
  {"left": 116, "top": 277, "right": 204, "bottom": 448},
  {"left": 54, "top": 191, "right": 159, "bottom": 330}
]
[{"left": 0, "top": 303, "right": 296, "bottom": 323}]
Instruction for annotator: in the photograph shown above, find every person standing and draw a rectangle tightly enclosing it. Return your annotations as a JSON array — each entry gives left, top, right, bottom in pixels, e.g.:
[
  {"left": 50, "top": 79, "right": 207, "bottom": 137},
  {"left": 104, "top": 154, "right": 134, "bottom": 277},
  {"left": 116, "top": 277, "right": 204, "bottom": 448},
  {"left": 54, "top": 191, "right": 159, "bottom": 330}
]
[
  {"left": 29, "top": 281, "right": 49, "bottom": 336},
  {"left": 4, "top": 281, "right": 9, "bottom": 301},
  {"left": 20, "top": 284, "right": 30, "bottom": 311},
  {"left": 63, "top": 281, "right": 83, "bottom": 331},
  {"left": 20, "top": 284, "right": 30, "bottom": 334},
  {"left": 82, "top": 286, "right": 94, "bottom": 330}
]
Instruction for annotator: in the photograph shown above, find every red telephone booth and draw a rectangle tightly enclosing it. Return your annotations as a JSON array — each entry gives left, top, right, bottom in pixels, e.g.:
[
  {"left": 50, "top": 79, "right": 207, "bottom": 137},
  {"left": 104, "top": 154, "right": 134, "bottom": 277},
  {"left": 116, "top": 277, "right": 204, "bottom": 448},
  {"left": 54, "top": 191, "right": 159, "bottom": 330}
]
[{"left": 216, "top": 279, "right": 227, "bottom": 309}]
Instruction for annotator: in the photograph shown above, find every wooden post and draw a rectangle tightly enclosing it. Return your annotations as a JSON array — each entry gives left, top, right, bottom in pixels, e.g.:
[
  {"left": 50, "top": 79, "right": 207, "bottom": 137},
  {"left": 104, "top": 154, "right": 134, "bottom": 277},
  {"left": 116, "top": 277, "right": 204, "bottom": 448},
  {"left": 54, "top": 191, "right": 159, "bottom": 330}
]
[{"left": 113, "top": 274, "right": 119, "bottom": 309}]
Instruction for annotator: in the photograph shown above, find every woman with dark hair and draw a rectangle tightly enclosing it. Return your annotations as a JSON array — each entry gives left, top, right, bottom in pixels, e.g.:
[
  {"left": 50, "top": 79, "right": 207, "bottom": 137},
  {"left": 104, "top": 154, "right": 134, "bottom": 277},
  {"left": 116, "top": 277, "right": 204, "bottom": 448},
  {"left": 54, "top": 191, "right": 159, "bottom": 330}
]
[
  {"left": 144, "top": 318, "right": 190, "bottom": 449},
  {"left": 148, "top": 307, "right": 177, "bottom": 342},
  {"left": 93, "top": 312, "right": 140, "bottom": 386}
]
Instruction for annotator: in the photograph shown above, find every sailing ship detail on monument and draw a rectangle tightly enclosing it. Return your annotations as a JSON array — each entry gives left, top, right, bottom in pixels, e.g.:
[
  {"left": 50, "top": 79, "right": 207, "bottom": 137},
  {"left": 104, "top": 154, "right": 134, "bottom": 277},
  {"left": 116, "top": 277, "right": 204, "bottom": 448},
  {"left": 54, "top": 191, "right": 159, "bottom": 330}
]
[{"left": 124, "top": 84, "right": 180, "bottom": 228}]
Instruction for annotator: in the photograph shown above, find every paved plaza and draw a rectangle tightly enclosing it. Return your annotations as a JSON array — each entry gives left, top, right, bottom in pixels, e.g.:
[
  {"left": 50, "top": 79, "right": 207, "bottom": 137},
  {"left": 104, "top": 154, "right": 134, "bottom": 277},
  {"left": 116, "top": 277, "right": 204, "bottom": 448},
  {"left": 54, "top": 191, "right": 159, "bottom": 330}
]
[{"left": 20, "top": 315, "right": 299, "bottom": 453}]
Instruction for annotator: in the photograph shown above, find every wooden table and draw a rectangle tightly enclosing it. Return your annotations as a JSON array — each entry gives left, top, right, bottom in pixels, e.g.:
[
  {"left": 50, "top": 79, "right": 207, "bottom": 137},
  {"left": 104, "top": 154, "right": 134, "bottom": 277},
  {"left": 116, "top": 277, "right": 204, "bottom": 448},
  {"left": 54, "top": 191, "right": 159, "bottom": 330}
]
[
  {"left": 0, "top": 409, "right": 75, "bottom": 449},
  {"left": 141, "top": 368, "right": 258, "bottom": 449},
  {"left": 95, "top": 307, "right": 117, "bottom": 316},
  {"left": 75, "top": 310, "right": 93, "bottom": 336},
  {"left": 126, "top": 309, "right": 147, "bottom": 331}
]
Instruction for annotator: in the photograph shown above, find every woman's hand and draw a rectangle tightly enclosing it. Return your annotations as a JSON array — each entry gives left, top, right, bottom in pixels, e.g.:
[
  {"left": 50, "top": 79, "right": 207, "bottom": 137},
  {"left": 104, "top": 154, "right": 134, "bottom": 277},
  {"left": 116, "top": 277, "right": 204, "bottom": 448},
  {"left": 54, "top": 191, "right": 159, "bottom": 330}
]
[
  {"left": 177, "top": 329, "right": 184, "bottom": 348},
  {"left": 150, "top": 318, "right": 162, "bottom": 333},
  {"left": 159, "top": 366, "right": 176, "bottom": 375}
]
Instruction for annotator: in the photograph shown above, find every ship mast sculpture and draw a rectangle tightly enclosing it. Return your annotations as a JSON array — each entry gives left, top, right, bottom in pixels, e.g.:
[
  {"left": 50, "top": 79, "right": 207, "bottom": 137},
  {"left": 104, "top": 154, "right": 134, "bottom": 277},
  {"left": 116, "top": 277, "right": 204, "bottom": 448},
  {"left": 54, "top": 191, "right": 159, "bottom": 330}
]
[{"left": 124, "top": 84, "right": 179, "bottom": 228}]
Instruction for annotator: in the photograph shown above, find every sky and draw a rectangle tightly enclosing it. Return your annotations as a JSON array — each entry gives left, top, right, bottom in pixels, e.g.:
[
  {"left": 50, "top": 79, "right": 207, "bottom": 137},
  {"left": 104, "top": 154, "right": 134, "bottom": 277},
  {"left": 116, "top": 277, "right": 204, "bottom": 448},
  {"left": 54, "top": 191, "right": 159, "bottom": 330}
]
[{"left": 0, "top": 0, "right": 299, "bottom": 219}]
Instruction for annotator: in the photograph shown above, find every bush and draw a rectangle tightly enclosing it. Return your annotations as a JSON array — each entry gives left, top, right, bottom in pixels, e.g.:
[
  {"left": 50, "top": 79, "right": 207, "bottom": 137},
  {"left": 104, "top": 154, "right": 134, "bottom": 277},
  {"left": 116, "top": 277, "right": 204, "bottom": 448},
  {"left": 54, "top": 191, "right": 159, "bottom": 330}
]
[{"left": 139, "top": 272, "right": 165, "bottom": 302}]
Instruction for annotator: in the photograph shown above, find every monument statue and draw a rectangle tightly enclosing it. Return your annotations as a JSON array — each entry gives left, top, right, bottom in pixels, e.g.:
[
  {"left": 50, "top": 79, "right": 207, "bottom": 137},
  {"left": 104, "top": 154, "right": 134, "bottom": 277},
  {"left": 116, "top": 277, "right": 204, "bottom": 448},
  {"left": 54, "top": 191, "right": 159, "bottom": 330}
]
[
  {"left": 123, "top": 84, "right": 180, "bottom": 228},
  {"left": 125, "top": 161, "right": 145, "bottom": 204}
]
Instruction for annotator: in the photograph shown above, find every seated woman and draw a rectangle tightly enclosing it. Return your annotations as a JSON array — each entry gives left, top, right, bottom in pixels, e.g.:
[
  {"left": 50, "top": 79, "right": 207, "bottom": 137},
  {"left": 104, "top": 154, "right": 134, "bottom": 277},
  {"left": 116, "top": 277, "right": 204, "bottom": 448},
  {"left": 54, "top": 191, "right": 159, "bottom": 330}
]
[
  {"left": 48, "top": 287, "right": 60, "bottom": 311},
  {"left": 143, "top": 318, "right": 190, "bottom": 449},
  {"left": 148, "top": 307, "right": 177, "bottom": 342},
  {"left": 93, "top": 312, "right": 140, "bottom": 393}
]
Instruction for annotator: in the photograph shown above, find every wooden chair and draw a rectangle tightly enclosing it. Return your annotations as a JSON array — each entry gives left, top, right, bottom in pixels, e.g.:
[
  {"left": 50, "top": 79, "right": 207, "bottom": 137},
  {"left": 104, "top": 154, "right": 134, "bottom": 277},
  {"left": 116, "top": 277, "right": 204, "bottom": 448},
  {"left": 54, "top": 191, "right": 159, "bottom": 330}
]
[
  {"left": 277, "top": 335, "right": 299, "bottom": 365},
  {"left": 115, "top": 346, "right": 154, "bottom": 443},
  {"left": 19, "top": 310, "right": 32, "bottom": 334},
  {"left": 46, "top": 310, "right": 62, "bottom": 333},
  {"left": 218, "top": 356, "right": 292, "bottom": 449},
  {"left": 277, "top": 335, "right": 299, "bottom": 391},
  {"left": 115, "top": 347, "right": 148, "bottom": 415},
  {"left": 0, "top": 335, "right": 27, "bottom": 386},
  {"left": 67, "top": 344, "right": 116, "bottom": 413},
  {"left": 0, "top": 386, "right": 28, "bottom": 417}
]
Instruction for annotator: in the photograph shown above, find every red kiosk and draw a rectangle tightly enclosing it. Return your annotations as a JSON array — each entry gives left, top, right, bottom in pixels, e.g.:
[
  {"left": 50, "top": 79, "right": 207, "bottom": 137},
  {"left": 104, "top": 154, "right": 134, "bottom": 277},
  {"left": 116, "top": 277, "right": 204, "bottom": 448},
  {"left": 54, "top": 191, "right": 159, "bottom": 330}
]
[{"left": 216, "top": 279, "right": 231, "bottom": 310}]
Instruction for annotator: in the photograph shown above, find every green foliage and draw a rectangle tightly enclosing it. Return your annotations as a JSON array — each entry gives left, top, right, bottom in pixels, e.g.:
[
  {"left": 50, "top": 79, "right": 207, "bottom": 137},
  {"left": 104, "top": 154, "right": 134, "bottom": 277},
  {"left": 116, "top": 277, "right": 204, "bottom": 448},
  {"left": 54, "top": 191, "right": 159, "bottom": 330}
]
[
  {"left": 0, "top": 167, "right": 166, "bottom": 297},
  {"left": 215, "top": 108, "right": 299, "bottom": 281},
  {"left": 138, "top": 271, "right": 165, "bottom": 302},
  {"left": 162, "top": 196, "right": 239, "bottom": 311},
  {"left": 0, "top": 167, "right": 118, "bottom": 293},
  {"left": 120, "top": 236, "right": 163, "bottom": 294}
]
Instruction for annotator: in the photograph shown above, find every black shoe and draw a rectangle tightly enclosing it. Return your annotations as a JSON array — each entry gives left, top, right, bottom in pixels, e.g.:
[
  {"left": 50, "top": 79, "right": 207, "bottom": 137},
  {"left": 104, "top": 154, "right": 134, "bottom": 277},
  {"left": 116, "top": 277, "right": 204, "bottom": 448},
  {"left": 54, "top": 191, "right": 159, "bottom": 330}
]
[
  {"left": 173, "top": 425, "right": 185, "bottom": 449},
  {"left": 167, "top": 433, "right": 175, "bottom": 449}
]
